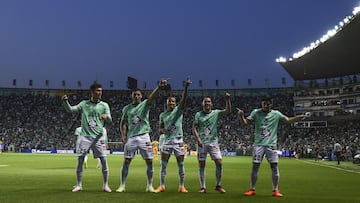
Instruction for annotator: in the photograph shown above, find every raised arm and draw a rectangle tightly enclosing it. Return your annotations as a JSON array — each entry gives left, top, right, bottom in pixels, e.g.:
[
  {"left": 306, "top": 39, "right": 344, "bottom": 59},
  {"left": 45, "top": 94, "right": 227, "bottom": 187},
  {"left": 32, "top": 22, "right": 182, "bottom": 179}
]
[
  {"left": 283, "top": 114, "right": 306, "bottom": 124},
  {"left": 147, "top": 79, "right": 168, "bottom": 105},
  {"left": 62, "top": 94, "right": 81, "bottom": 113},
  {"left": 236, "top": 107, "right": 249, "bottom": 126},
  {"left": 221, "top": 92, "right": 231, "bottom": 116},
  {"left": 179, "top": 78, "right": 191, "bottom": 109}
]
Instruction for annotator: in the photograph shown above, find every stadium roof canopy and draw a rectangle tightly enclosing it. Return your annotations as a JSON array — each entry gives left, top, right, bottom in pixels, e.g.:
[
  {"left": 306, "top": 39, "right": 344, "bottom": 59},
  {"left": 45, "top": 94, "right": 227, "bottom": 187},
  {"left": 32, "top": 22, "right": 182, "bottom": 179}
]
[{"left": 277, "top": 7, "right": 360, "bottom": 81}]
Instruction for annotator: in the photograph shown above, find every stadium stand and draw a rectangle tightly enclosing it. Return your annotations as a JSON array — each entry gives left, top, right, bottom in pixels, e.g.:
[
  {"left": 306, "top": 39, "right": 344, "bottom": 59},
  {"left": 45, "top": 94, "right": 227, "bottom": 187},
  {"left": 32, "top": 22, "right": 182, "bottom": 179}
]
[{"left": 0, "top": 87, "right": 359, "bottom": 162}]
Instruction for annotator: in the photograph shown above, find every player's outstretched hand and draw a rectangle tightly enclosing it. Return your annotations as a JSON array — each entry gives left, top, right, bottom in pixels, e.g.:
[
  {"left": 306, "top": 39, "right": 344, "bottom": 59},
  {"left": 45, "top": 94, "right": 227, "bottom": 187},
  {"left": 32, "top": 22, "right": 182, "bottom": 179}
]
[
  {"left": 236, "top": 108, "right": 244, "bottom": 116},
  {"left": 62, "top": 95, "right": 68, "bottom": 101},
  {"left": 224, "top": 92, "right": 230, "bottom": 99},
  {"left": 185, "top": 77, "right": 192, "bottom": 86},
  {"left": 158, "top": 79, "right": 168, "bottom": 88}
]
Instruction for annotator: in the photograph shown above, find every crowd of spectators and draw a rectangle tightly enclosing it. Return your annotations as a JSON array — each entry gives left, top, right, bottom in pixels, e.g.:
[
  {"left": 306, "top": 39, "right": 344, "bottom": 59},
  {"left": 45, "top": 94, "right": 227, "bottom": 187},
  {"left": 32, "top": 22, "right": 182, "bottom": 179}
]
[{"left": 0, "top": 89, "right": 359, "bottom": 161}]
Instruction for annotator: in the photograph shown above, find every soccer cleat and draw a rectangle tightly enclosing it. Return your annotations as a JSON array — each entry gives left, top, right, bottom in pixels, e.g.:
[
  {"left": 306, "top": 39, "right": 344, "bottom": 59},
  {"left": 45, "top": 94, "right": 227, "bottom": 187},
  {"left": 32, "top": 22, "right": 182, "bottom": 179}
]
[
  {"left": 178, "top": 186, "right": 188, "bottom": 193},
  {"left": 72, "top": 186, "right": 82, "bottom": 192},
  {"left": 103, "top": 185, "right": 112, "bottom": 193},
  {"left": 244, "top": 188, "right": 256, "bottom": 196},
  {"left": 115, "top": 186, "right": 126, "bottom": 193},
  {"left": 215, "top": 185, "right": 226, "bottom": 193},
  {"left": 272, "top": 190, "right": 283, "bottom": 197},
  {"left": 146, "top": 186, "right": 156, "bottom": 193},
  {"left": 154, "top": 186, "right": 165, "bottom": 193},
  {"left": 198, "top": 188, "right": 206, "bottom": 193}
]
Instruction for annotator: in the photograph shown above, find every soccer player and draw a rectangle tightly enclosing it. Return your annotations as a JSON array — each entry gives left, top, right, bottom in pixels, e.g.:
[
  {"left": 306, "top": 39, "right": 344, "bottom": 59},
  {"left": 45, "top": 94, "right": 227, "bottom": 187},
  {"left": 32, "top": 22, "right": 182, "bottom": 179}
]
[
  {"left": 154, "top": 78, "right": 191, "bottom": 193},
  {"left": 151, "top": 140, "right": 159, "bottom": 161},
  {"left": 237, "top": 94, "right": 306, "bottom": 197},
  {"left": 62, "top": 82, "right": 112, "bottom": 193},
  {"left": 192, "top": 92, "right": 231, "bottom": 194},
  {"left": 116, "top": 79, "right": 168, "bottom": 193}
]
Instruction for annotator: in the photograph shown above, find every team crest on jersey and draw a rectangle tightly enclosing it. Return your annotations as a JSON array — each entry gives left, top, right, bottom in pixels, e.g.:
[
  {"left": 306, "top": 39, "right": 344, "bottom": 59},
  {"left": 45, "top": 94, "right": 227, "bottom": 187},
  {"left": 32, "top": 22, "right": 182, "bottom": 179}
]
[
  {"left": 261, "top": 128, "right": 270, "bottom": 139},
  {"left": 88, "top": 119, "right": 98, "bottom": 130},
  {"left": 132, "top": 116, "right": 142, "bottom": 126},
  {"left": 204, "top": 127, "right": 211, "bottom": 135},
  {"left": 167, "top": 124, "right": 177, "bottom": 134},
  {"left": 203, "top": 127, "right": 212, "bottom": 138}
]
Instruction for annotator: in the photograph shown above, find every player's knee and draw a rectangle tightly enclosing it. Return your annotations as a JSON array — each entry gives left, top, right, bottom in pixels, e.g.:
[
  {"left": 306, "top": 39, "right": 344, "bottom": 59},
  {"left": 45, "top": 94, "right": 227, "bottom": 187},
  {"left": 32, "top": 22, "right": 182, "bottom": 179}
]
[
  {"left": 124, "top": 158, "right": 132, "bottom": 165},
  {"left": 215, "top": 159, "right": 222, "bottom": 165},
  {"left": 78, "top": 155, "right": 85, "bottom": 162},
  {"left": 252, "top": 163, "right": 260, "bottom": 169},
  {"left": 145, "top": 159, "right": 153, "bottom": 165},
  {"left": 177, "top": 161, "right": 184, "bottom": 168},
  {"left": 99, "top": 156, "right": 107, "bottom": 162},
  {"left": 270, "top": 163, "right": 278, "bottom": 168},
  {"left": 198, "top": 161, "right": 206, "bottom": 168}
]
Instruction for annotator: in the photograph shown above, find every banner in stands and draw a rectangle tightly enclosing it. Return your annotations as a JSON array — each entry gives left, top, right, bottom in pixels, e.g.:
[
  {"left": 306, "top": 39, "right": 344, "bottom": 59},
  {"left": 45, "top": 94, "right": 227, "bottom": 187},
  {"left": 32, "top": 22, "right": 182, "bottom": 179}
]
[
  {"left": 28, "top": 149, "right": 112, "bottom": 154},
  {"left": 25, "top": 149, "right": 238, "bottom": 155}
]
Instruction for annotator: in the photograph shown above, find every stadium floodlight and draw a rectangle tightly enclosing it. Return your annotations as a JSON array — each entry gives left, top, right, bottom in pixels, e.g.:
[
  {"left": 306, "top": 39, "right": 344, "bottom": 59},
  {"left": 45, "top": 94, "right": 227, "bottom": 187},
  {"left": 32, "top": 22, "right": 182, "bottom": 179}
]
[
  {"left": 353, "top": 6, "right": 360, "bottom": 15},
  {"left": 276, "top": 5, "right": 360, "bottom": 63},
  {"left": 275, "top": 57, "right": 286, "bottom": 63}
]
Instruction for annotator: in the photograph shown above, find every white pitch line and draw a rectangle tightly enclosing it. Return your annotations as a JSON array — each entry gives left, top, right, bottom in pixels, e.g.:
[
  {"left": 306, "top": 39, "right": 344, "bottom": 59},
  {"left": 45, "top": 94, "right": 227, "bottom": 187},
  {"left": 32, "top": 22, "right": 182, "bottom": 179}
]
[
  {"left": 301, "top": 160, "right": 360, "bottom": 174},
  {"left": 0, "top": 165, "right": 9, "bottom": 167}
]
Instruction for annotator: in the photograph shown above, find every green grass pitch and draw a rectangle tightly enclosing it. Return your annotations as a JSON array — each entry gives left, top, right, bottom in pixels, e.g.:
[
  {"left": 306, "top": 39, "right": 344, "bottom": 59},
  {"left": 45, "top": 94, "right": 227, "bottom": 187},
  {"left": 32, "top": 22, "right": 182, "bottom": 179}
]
[{"left": 0, "top": 153, "right": 359, "bottom": 203}]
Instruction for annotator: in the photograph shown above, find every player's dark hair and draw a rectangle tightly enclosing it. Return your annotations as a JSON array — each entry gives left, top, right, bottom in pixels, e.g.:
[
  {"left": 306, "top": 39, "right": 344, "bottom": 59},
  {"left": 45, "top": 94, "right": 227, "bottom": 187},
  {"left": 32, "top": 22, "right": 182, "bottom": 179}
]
[
  {"left": 203, "top": 95, "right": 212, "bottom": 100},
  {"left": 261, "top": 94, "right": 272, "bottom": 103},
  {"left": 90, "top": 82, "right": 102, "bottom": 91},
  {"left": 132, "top": 88, "right": 142, "bottom": 93}
]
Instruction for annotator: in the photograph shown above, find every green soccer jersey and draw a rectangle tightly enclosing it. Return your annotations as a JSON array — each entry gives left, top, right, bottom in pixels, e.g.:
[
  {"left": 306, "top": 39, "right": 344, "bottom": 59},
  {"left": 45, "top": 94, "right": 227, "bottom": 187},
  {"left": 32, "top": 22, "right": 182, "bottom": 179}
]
[
  {"left": 64, "top": 100, "right": 111, "bottom": 138},
  {"left": 247, "top": 109, "right": 285, "bottom": 146},
  {"left": 193, "top": 109, "right": 223, "bottom": 144},
  {"left": 122, "top": 99, "right": 151, "bottom": 138},
  {"left": 159, "top": 106, "right": 184, "bottom": 140}
]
